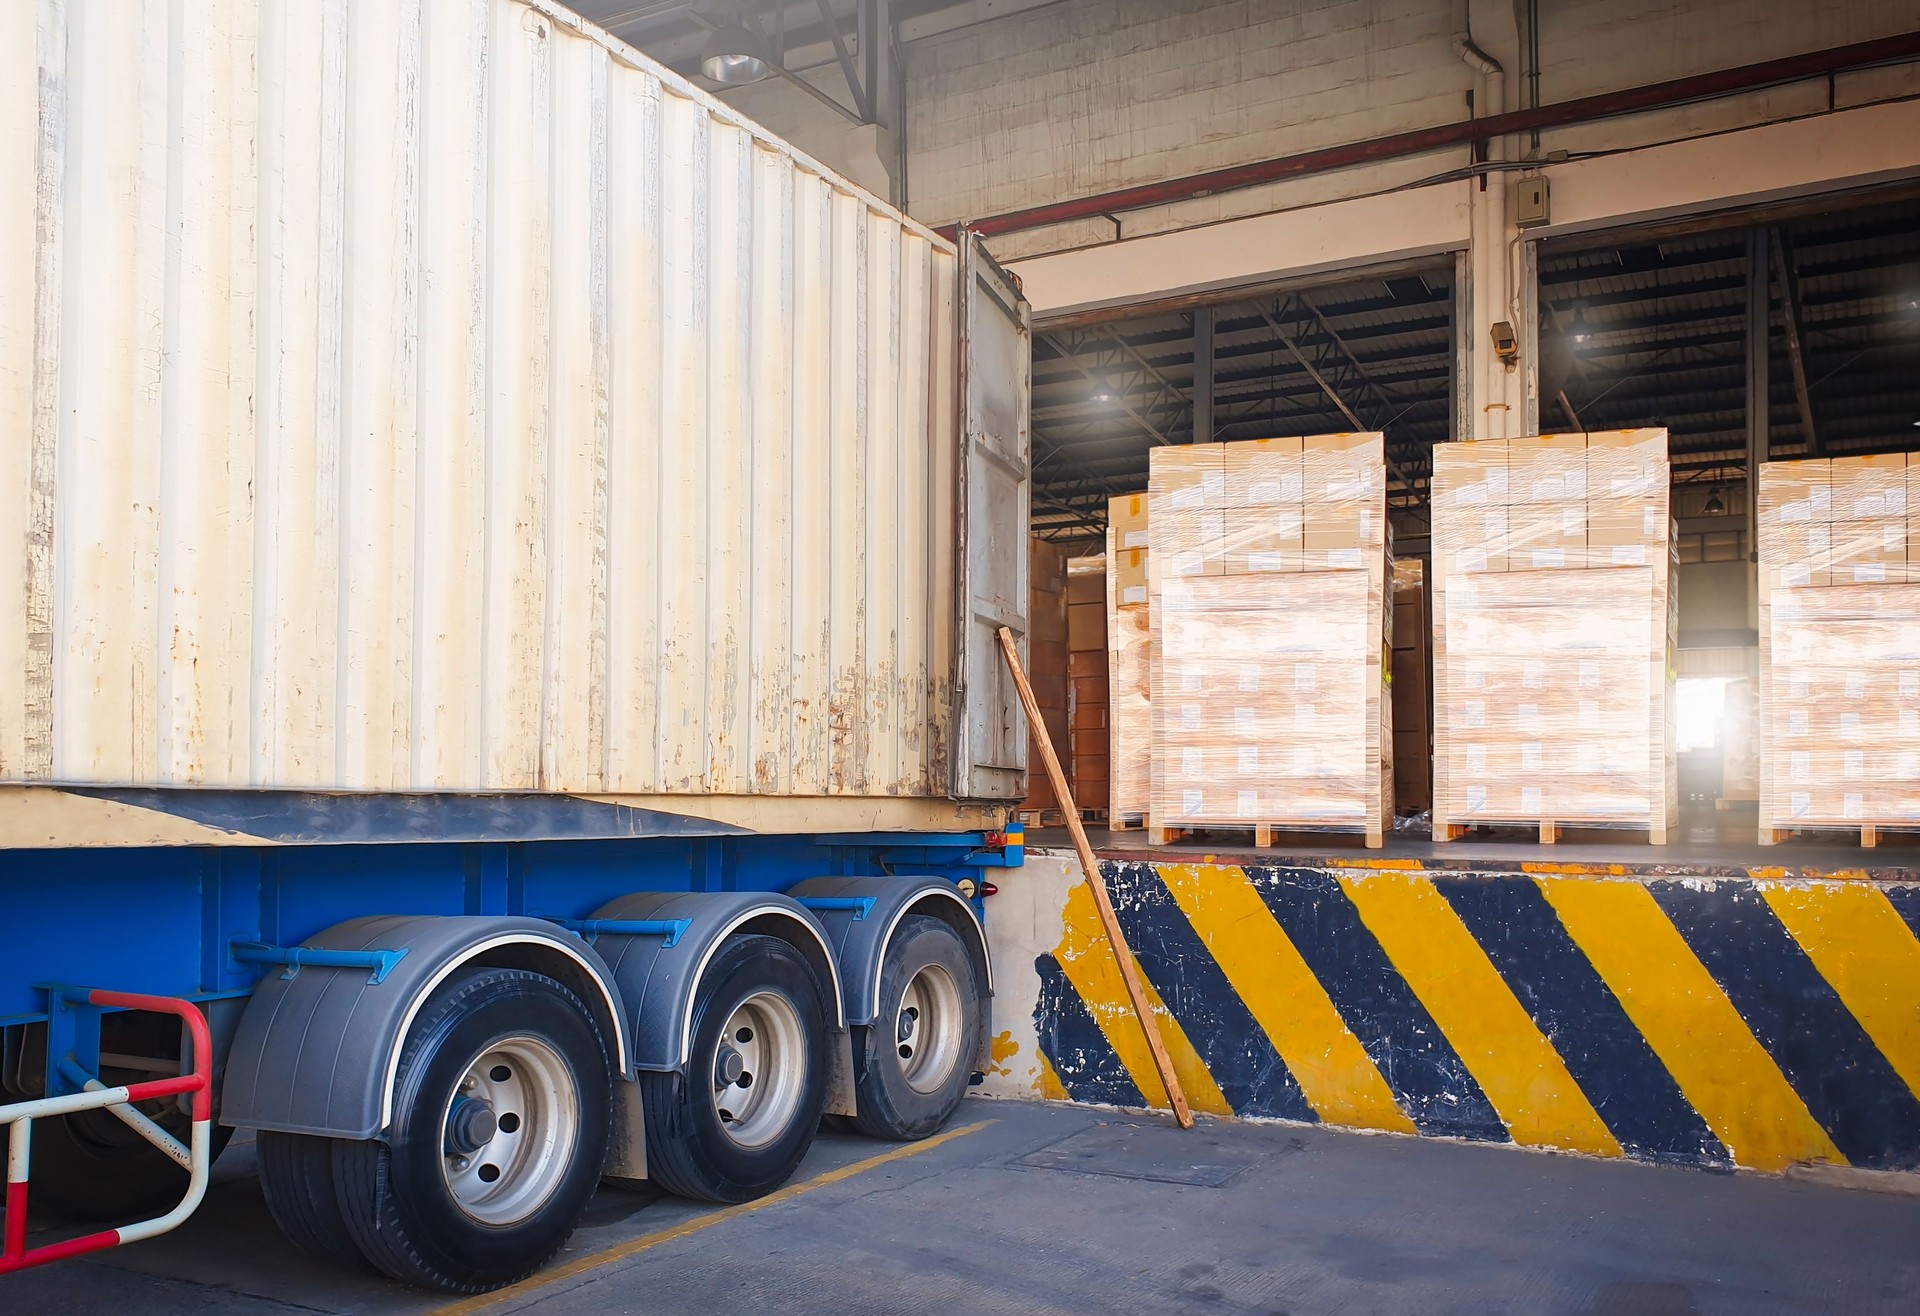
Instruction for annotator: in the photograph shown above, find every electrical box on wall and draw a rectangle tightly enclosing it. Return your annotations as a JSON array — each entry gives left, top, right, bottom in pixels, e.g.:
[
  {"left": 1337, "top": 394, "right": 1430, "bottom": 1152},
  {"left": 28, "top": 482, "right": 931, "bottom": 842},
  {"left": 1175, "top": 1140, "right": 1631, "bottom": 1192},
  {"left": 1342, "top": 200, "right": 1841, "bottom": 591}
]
[{"left": 1513, "top": 176, "right": 1551, "bottom": 228}]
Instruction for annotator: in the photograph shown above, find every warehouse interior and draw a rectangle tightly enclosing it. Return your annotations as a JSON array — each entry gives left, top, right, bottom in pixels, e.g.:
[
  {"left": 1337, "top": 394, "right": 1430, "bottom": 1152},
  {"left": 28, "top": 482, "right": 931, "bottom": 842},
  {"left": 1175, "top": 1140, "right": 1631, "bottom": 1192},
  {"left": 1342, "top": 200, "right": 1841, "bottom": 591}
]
[{"left": 9, "top": 1, "right": 1920, "bottom": 1312}]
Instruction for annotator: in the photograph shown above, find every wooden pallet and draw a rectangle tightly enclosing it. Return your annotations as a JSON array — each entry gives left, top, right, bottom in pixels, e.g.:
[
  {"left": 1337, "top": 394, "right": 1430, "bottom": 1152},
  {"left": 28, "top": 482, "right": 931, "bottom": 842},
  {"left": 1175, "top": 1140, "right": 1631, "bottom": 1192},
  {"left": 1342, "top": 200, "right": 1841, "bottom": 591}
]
[
  {"left": 1714, "top": 796, "right": 1758, "bottom": 811},
  {"left": 1758, "top": 822, "right": 1910, "bottom": 848},
  {"left": 1014, "top": 808, "right": 1067, "bottom": 827},
  {"left": 1143, "top": 821, "right": 1384, "bottom": 850},
  {"left": 1436, "top": 819, "right": 1669, "bottom": 845},
  {"left": 1107, "top": 814, "right": 1148, "bottom": 832}
]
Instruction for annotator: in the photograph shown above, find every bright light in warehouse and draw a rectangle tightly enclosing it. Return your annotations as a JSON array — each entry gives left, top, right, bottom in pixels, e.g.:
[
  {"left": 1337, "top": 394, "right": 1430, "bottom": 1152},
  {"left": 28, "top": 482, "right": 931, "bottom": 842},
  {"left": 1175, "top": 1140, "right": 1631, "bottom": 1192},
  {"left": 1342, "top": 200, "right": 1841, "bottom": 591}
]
[{"left": 1675, "top": 676, "right": 1733, "bottom": 752}]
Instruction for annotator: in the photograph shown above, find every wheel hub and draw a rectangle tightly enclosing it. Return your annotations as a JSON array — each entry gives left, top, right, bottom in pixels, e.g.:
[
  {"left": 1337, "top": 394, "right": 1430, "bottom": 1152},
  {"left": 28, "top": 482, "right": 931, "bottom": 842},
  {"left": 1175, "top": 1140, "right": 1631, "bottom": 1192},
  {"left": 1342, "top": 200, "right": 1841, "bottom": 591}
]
[
  {"left": 438, "top": 1036, "right": 579, "bottom": 1226},
  {"left": 710, "top": 991, "right": 807, "bottom": 1150},
  {"left": 894, "top": 964, "right": 964, "bottom": 1096},
  {"left": 444, "top": 1095, "right": 498, "bottom": 1155}
]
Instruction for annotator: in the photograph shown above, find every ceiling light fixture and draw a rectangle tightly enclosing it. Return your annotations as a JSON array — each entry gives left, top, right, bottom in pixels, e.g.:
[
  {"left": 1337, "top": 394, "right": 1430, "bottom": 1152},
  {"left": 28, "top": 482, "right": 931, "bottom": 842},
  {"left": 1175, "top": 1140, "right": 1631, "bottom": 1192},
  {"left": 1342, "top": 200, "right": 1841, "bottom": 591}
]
[
  {"left": 1570, "top": 306, "right": 1590, "bottom": 345},
  {"left": 1089, "top": 376, "right": 1118, "bottom": 404},
  {"left": 1703, "top": 487, "right": 1726, "bottom": 515},
  {"left": 701, "top": 22, "right": 773, "bottom": 85}
]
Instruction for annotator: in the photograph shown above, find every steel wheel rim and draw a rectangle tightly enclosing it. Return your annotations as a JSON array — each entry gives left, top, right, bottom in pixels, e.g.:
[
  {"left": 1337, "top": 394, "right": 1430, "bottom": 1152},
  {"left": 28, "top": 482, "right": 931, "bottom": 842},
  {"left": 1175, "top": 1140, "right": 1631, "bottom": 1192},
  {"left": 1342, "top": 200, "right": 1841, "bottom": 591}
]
[
  {"left": 711, "top": 990, "right": 807, "bottom": 1150},
  {"left": 895, "top": 963, "right": 964, "bottom": 1095},
  {"left": 439, "top": 1035, "right": 579, "bottom": 1226}
]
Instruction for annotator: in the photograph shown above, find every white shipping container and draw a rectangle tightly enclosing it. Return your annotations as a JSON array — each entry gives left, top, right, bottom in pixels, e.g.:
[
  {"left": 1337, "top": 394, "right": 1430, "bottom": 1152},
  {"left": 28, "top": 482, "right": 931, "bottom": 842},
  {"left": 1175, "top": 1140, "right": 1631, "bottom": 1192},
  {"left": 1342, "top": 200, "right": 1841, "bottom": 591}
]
[{"left": 0, "top": 0, "right": 1031, "bottom": 813}]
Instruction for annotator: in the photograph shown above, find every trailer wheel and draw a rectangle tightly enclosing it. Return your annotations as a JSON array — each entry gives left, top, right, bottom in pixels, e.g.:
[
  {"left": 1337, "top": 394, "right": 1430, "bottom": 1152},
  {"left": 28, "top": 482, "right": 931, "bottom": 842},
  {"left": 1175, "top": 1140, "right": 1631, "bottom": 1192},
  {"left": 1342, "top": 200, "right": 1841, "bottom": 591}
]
[
  {"left": 28, "top": 1106, "right": 233, "bottom": 1222},
  {"left": 640, "top": 935, "right": 828, "bottom": 1203},
  {"left": 330, "top": 967, "right": 611, "bottom": 1293},
  {"left": 257, "top": 1131, "right": 373, "bottom": 1272},
  {"left": 850, "top": 915, "right": 982, "bottom": 1141}
]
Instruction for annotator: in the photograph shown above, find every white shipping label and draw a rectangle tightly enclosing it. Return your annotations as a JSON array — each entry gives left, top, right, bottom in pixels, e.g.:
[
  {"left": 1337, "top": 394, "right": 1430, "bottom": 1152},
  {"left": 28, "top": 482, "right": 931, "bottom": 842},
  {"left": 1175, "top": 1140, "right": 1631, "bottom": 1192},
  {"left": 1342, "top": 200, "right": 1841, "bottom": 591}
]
[
  {"left": 1293, "top": 746, "right": 1315, "bottom": 774},
  {"left": 1891, "top": 487, "right": 1909, "bottom": 516},
  {"left": 1644, "top": 508, "right": 1662, "bottom": 538},
  {"left": 1789, "top": 790, "right": 1812, "bottom": 818},
  {"left": 1294, "top": 663, "right": 1317, "bottom": 692},
  {"left": 1532, "top": 549, "right": 1566, "bottom": 568},
  {"left": 1518, "top": 703, "right": 1540, "bottom": 729},
  {"left": 1182, "top": 672, "right": 1203, "bottom": 693},
  {"left": 1809, "top": 527, "right": 1831, "bottom": 555},
  {"left": 1203, "top": 473, "right": 1227, "bottom": 501},
  {"left": 1483, "top": 510, "right": 1508, "bottom": 538},
  {"left": 1579, "top": 659, "right": 1600, "bottom": 688},
  {"left": 1811, "top": 486, "right": 1832, "bottom": 513},
  {"left": 1898, "top": 751, "right": 1920, "bottom": 779},
  {"left": 1780, "top": 501, "right": 1811, "bottom": 524},
  {"left": 1235, "top": 707, "right": 1256, "bottom": 732},
  {"left": 1844, "top": 750, "right": 1865, "bottom": 779},
  {"left": 1533, "top": 476, "right": 1565, "bottom": 500},
  {"left": 1461, "top": 550, "right": 1489, "bottom": 573},
  {"left": 1466, "top": 668, "right": 1488, "bottom": 690},
  {"left": 1579, "top": 700, "right": 1600, "bottom": 722},
  {"left": 1171, "top": 486, "right": 1203, "bottom": 511},
  {"left": 1458, "top": 483, "right": 1488, "bottom": 507},
  {"left": 1122, "top": 586, "right": 1147, "bottom": 604},
  {"left": 1789, "top": 710, "right": 1809, "bottom": 735},
  {"left": 1841, "top": 712, "right": 1862, "bottom": 737},
  {"left": 1247, "top": 552, "right": 1286, "bottom": 571},
  {"left": 1182, "top": 747, "right": 1204, "bottom": 777},
  {"left": 1903, "top": 710, "right": 1920, "bottom": 736},
  {"left": 1789, "top": 675, "right": 1811, "bottom": 699},
  {"left": 1887, "top": 525, "right": 1909, "bottom": 553},
  {"left": 1279, "top": 473, "right": 1303, "bottom": 500},
  {"left": 1237, "top": 670, "right": 1262, "bottom": 692},
  {"left": 1359, "top": 509, "right": 1375, "bottom": 539},
  {"left": 1563, "top": 507, "right": 1587, "bottom": 535},
  {"left": 1237, "top": 790, "right": 1260, "bottom": 819},
  {"left": 1783, "top": 564, "right": 1811, "bottom": 588},
  {"left": 1123, "top": 529, "right": 1148, "bottom": 548},
  {"left": 1466, "top": 785, "right": 1488, "bottom": 812},
  {"left": 1465, "top": 744, "right": 1487, "bottom": 773},
  {"left": 1610, "top": 474, "right": 1651, "bottom": 497},
  {"left": 1901, "top": 672, "right": 1920, "bottom": 699},
  {"left": 1181, "top": 705, "right": 1202, "bottom": 731},
  {"left": 1294, "top": 705, "right": 1318, "bottom": 731},
  {"left": 1854, "top": 494, "right": 1887, "bottom": 518},
  {"left": 1464, "top": 700, "right": 1486, "bottom": 728},
  {"left": 1791, "top": 751, "right": 1811, "bottom": 782},
  {"left": 1246, "top": 479, "right": 1285, "bottom": 503},
  {"left": 1171, "top": 550, "right": 1204, "bottom": 576},
  {"left": 1487, "top": 469, "right": 1510, "bottom": 498},
  {"left": 1181, "top": 789, "right": 1205, "bottom": 817},
  {"left": 1521, "top": 785, "right": 1542, "bottom": 813},
  {"left": 1611, "top": 545, "right": 1647, "bottom": 566},
  {"left": 1239, "top": 746, "right": 1260, "bottom": 774},
  {"left": 1523, "top": 661, "right": 1546, "bottom": 689},
  {"left": 1844, "top": 792, "right": 1865, "bottom": 820},
  {"left": 1325, "top": 548, "right": 1363, "bottom": 570},
  {"left": 1577, "top": 742, "right": 1601, "bottom": 772},
  {"left": 1854, "top": 564, "right": 1887, "bottom": 583},
  {"left": 1845, "top": 674, "right": 1867, "bottom": 699},
  {"left": 1521, "top": 742, "right": 1543, "bottom": 771}
]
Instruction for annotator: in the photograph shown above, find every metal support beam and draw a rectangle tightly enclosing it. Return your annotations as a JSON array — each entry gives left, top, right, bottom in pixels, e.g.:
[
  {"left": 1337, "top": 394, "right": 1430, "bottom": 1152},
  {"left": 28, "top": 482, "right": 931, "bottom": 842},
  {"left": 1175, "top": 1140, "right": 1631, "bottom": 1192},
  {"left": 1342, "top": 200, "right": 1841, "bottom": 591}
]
[
  {"left": 816, "top": 0, "right": 872, "bottom": 122},
  {"left": 1038, "top": 334, "right": 1177, "bottom": 448},
  {"left": 1770, "top": 226, "right": 1820, "bottom": 456},
  {"left": 1192, "top": 309, "right": 1213, "bottom": 444},
  {"left": 1257, "top": 306, "right": 1417, "bottom": 495},
  {"left": 1745, "top": 228, "right": 1770, "bottom": 562}
]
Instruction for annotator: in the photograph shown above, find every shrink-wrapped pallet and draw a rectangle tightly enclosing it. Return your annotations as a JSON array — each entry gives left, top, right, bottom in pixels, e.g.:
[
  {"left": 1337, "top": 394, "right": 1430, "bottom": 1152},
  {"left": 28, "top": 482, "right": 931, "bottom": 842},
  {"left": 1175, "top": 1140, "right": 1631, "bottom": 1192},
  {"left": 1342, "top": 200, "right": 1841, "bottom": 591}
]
[
  {"left": 1757, "top": 455, "right": 1920, "bottom": 842},
  {"left": 1431, "top": 430, "right": 1676, "bottom": 842},
  {"left": 1146, "top": 436, "right": 1392, "bottom": 846},
  {"left": 1107, "top": 495, "right": 1153, "bottom": 824}
]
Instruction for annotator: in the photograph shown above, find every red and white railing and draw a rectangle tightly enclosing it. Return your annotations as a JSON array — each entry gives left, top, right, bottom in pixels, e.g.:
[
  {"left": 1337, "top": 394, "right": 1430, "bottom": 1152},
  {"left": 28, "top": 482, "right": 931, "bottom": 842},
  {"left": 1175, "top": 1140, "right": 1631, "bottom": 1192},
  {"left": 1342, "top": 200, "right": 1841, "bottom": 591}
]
[{"left": 1, "top": 990, "right": 213, "bottom": 1275}]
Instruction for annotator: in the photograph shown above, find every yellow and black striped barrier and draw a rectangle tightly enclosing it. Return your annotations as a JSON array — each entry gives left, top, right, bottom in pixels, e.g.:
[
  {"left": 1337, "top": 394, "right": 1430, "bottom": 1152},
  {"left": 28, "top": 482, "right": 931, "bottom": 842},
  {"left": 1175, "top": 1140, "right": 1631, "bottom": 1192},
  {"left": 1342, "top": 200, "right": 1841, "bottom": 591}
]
[{"left": 1034, "top": 861, "right": 1920, "bottom": 1173}]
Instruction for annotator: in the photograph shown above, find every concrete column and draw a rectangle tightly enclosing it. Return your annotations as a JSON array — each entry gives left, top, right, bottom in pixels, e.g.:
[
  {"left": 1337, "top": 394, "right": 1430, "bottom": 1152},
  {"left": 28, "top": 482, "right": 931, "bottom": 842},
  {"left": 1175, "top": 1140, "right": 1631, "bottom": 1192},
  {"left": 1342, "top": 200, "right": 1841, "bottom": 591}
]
[{"left": 1458, "top": 0, "right": 1525, "bottom": 441}]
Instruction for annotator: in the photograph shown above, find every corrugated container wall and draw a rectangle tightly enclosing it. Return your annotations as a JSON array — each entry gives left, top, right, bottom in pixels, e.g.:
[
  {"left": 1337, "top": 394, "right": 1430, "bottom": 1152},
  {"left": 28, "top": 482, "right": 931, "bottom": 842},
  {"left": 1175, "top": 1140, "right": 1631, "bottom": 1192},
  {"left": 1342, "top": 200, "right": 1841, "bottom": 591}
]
[{"left": 0, "top": 0, "right": 977, "bottom": 800}]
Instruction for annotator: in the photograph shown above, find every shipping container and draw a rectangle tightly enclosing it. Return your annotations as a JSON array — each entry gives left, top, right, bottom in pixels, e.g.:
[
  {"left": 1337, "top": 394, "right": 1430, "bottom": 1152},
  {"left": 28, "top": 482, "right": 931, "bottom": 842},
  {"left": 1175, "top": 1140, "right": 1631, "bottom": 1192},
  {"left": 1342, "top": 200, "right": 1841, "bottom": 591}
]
[
  {"left": 0, "top": 0, "right": 1028, "bottom": 1292},
  {"left": 0, "top": 0, "right": 1031, "bottom": 846}
]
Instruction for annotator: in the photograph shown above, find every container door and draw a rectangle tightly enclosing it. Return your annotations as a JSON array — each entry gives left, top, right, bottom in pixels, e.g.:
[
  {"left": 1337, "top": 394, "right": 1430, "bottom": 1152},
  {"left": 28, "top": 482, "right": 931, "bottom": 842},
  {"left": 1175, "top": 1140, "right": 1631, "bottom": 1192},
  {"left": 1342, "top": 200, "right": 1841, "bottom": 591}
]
[{"left": 952, "top": 232, "right": 1033, "bottom": 801}]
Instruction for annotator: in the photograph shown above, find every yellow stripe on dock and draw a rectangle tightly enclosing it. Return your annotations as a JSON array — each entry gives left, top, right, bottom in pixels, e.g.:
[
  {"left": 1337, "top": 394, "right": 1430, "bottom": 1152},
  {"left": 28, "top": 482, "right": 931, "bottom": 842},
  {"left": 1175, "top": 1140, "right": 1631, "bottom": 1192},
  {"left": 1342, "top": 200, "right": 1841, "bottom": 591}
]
[
  {"left": 1762, "top": 883, "right": 1920, "bottom": 1102},
  {"left": 1156, "top": 864, "right": 1415, "bottom": 1134},
  {"left": 1340, "top": 871, "right": 1621, "bottom": 1157},
  {"left": 1055, "top": 882, "right": 1233, "bottom": 1117},
  {"left": 1538, "top": 877, "right": 1842, "bottom": 1172}
]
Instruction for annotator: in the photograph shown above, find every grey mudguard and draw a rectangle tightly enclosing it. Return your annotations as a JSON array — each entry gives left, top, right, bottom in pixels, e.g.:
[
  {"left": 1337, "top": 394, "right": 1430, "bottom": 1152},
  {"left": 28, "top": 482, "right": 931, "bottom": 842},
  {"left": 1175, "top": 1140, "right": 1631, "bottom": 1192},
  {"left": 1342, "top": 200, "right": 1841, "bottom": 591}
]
[
  {"left": 588, "top": 891, "right": 846, "bottom": 1072},
  {"left": 221, "top": 915, "right": 629, "bottom": 1139},
  {"left": 784, "top": 876, "right": 993, "bottom": 1025}
]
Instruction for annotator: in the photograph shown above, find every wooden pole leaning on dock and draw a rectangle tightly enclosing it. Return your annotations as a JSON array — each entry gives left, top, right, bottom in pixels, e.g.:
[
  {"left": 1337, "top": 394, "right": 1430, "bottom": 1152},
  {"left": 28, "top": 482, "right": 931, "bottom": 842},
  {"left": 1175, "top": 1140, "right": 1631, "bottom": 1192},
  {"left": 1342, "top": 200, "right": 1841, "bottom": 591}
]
[{"left": 996, "top": 625, "right": 1195, "bottom": 1130}]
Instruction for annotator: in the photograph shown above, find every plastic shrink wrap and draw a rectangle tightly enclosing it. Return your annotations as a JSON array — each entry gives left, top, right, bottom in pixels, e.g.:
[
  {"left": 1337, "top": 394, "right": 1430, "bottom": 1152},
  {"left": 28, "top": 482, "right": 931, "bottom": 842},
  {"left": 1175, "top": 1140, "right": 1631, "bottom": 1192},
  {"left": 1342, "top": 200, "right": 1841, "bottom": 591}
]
[
  {"left": 1431, "top": 430, "right": 1676, "bottom": 840},
  {"left": 1146, "top": 435, "right": 1392, "bottom": 844},
  {"left": 1107, "top": 495, "right": 1153, "bottom": 823},
  {"left": 1758, "top": 455, "right": 1920, "bottom": 838}
]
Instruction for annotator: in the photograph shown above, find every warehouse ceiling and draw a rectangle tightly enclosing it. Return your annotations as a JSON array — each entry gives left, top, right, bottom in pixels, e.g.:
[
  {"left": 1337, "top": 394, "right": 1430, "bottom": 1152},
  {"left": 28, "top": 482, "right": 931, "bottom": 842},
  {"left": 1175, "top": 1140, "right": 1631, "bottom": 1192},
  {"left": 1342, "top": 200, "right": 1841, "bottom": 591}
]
[
  {"left": 1537, "top": 188, "right": 1920, "bottom": 489},
  {"left": 1028, "top": 262, "right": 1457, "bottom": 541}
]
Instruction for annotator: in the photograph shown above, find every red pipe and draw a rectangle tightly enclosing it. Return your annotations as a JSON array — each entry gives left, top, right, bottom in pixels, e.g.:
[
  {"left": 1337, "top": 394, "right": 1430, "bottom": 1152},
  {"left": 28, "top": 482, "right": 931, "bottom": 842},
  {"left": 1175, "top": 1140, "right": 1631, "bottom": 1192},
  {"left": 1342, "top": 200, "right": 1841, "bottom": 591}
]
[{"left": 952, "top": 31, "right": 1920, "bottom": 240}]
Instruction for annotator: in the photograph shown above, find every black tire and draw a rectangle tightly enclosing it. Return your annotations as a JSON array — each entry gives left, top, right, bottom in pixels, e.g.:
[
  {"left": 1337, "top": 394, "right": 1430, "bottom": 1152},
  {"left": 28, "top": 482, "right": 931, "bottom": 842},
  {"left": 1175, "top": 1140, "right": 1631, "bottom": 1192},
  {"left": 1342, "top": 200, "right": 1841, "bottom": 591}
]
[
  {"left": 850, "top": 916, "right": 983, "bottom": 1141},
  {"left": 640, "top": 935, "right": 829, "bottom": 1203},
  {"left": 257, "top": 1131, "right": 373, "bottom": 1273},
  {"left": 28, "top": 1108, "right": 233, "bottom": 1222},
  {"left": 330, "top": 968, "right": 611, "bottom": 1293}
]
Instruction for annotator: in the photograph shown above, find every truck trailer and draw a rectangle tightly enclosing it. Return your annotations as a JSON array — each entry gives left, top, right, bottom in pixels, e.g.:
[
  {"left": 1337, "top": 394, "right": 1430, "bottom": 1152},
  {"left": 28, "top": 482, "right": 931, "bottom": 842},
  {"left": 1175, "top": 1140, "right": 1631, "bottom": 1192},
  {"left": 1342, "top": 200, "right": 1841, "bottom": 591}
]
[{"left": 0, "top": 0, "right": 1031, "bottom": 1292}]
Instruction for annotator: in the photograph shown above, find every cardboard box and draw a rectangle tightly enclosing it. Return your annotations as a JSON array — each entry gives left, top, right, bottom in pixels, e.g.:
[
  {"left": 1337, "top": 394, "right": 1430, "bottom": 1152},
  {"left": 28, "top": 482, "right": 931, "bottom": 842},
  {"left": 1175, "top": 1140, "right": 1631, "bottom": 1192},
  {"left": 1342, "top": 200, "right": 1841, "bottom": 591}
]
[
  {"left": 1758, "top": 458, "right": 1831, "bottom": 529},
  {"left": 1151, "top": 444, "right": 1227, "bottom": 513},
  {"left": 1066, "top": 567, "right": 1106, "bottom": 606},
  {"left": 1506, "top": 432, "right": 1589, "bottom": 504},
  {"left": 1068, "top": 602, "right": 1105, "bottom": 651},
  {"left": 1112, "top": 548, "right": 1150, "bottom": 605},
  {"left": 1220, "top": 506, "right": 1303, "bottom": 574},
  {"left": 1830, "top": 453, "right": 1908, "bottom": 521},
  {"left": 1587, "top": 429, "right": 1666, "bottom": 500},
  {"left": 1109, "top": 493, "right": 1151, "bottom": 551}
]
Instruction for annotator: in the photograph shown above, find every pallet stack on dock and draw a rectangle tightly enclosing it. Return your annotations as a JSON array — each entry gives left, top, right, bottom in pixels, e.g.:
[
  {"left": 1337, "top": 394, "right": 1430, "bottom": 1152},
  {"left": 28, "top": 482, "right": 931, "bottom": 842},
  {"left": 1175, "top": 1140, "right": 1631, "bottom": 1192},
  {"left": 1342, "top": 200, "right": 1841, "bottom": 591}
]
[
  {"left": 1757, "top": 455, "right": 1920, "bottom": 846},
  {"left": 1106, "top": 495, "right": 1154, "bottom": 829},
  {"left": 1066, "top": 558, "right": 1111, "bottom": 820},
  {"left": 1144, "top": 435, "right": 1393, "bottom": 848},
  {"left": 1431, "top": 429, "right": 1677, "bottom": 844},
  {"left": 1391, "top": 558, "right": 1432, "bottom": 814}
]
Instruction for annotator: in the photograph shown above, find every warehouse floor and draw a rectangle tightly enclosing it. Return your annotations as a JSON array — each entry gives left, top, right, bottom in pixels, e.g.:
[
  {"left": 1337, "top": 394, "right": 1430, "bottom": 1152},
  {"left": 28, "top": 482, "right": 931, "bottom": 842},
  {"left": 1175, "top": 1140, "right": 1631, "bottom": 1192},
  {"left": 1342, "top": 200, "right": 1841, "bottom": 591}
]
[{"left": 9, "top": 1098, "right": 1920, "bottom": 1315}]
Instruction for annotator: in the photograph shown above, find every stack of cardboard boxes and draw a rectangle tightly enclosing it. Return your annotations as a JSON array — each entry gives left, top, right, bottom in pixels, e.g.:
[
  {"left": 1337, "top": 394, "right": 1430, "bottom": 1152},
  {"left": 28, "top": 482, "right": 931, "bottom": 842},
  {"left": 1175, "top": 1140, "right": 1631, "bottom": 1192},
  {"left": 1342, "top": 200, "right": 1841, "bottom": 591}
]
[
  {"left": 1391, "top": 558, "right": 1432, "bottom": 813},
  {"left": 1431, "top": 429, "right": 1677, "bottom": 843},
  {"left": 1106, "top": 494, "right": 1152, "bottom": 825},
  {"left": 1144, "top": 435, "right": 1393, "bottom": 847},
  {"left": 1066, "top": 558, "right": 1110, "bottom": 818},
  {"left": 1757, "top": 455, "right": 1920, "bottom": 842}
]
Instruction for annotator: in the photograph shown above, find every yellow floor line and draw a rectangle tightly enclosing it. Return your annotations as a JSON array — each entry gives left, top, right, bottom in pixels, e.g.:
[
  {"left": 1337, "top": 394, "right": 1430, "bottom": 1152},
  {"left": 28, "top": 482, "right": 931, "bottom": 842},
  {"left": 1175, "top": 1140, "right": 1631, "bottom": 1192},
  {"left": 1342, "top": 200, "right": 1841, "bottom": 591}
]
[
  {"left": 428, "top": 1119, "right": 995, "bottom": 1316},
  {"left": 1052, "top": 881, "right": 1234, "bottom": 1117},
  {"left": 1339, "top": 871, "right": 1621, "bottom": 1156},
  {"left": 1538, "top": 877, "right": 1842, "bottom": 1172},
  {"left": 1156, "top": 863, "right": 1414, "bottom": 1134},
  {"left": 1762, "top": 882, "right": 1920, "bottom": 1101}
]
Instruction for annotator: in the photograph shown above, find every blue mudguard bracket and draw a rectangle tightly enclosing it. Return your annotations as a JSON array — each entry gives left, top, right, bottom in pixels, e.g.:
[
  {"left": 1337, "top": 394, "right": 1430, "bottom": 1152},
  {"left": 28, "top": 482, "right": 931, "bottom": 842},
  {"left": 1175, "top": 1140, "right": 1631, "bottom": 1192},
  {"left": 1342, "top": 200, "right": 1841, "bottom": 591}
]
[{"left": 229, "top": 941, "right": 409, "bottom": 985}]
